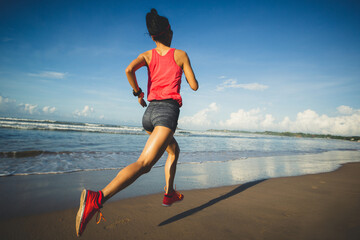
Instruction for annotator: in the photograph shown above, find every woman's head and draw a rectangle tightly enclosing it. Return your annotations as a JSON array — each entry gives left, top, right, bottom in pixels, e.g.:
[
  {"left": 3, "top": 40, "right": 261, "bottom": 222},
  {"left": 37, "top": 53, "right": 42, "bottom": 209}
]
[{"left": 146, "top": 9, "right": 173, "bottom": 46}]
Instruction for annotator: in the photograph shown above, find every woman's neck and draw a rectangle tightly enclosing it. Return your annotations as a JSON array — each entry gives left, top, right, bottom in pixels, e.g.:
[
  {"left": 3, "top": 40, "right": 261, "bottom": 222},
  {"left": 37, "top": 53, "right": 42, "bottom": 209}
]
[{"left": 154, "top": 42, "right": 171, "bottom": 55}]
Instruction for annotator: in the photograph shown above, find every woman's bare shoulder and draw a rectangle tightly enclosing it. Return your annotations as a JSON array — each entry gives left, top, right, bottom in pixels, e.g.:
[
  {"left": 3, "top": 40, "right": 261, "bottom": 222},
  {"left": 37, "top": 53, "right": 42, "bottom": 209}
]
[
  {"left": 174, "top": 49, "right": 187, "bottom": 57},
  {"left": 139, "top": 50, "right": 152, "bottom": 58},
  {"left": 174, "top": 49, "right": 189, "bottom": 66},
  {"left": 139, "top": 50, "right": 153, "bottom": 65}
]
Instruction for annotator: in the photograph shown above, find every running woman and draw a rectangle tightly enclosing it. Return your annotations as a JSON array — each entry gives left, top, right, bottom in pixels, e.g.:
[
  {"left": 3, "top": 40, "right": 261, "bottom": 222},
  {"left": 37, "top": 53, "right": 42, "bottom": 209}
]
[{"left": 76, "top": 8, "right": 198, "bottom": 237}]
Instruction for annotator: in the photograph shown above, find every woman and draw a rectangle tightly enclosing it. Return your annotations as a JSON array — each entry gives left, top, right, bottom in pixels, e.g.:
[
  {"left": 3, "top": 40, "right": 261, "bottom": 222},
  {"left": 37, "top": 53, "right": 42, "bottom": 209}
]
[{"left": 76, "top": 8, "right": 198, "bottom": 236}]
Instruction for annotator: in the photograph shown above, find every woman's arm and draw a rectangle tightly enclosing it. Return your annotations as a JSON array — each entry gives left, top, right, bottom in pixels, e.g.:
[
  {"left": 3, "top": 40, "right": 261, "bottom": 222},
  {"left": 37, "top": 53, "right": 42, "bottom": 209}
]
[
  {"left": 176, "top": 50, "right": 198, "bottom": 91},
  {"left": 125, "top": 54, "right": 147, "bottom": 107}
]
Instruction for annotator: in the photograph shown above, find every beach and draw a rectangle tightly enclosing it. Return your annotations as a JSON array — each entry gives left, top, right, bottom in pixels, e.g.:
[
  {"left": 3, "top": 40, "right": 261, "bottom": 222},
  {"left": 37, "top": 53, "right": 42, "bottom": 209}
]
[
  {"left": 1, "top": 160, "right": 359, "bottom": 239},
  {"left": 1, "top": 120, "right": 360, "bottom": 239}
]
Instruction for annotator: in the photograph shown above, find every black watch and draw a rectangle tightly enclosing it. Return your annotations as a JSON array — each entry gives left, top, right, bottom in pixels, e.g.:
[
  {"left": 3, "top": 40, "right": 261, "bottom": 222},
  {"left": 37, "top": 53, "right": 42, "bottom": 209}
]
[{"left": 133, "top": 88, "right": 142, "bottom": 97}]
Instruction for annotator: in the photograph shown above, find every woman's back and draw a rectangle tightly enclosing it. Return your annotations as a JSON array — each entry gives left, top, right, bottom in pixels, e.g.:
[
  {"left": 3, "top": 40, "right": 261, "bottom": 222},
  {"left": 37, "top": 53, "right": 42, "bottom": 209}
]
[
  {"left": 142, "top": 48, "right": 198, "bottom": 92},
  {"left": 147, "top": 48, "right": 183, "bottom": 106}
]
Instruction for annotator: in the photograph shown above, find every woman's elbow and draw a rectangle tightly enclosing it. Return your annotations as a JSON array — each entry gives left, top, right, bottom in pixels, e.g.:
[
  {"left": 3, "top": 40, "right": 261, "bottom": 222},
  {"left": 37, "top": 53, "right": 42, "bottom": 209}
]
[
  {"left": 191, "top": 81, "right": 199, "bottom": 91},
  {"left": 125, "top": 67, "right": 134, "bottom": 75}
]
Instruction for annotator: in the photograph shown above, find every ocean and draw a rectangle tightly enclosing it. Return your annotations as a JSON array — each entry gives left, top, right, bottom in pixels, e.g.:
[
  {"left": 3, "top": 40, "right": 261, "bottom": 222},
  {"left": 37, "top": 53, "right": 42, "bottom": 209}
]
[{"left": 1, "top": 117, "right": 360, "bottom": 178}]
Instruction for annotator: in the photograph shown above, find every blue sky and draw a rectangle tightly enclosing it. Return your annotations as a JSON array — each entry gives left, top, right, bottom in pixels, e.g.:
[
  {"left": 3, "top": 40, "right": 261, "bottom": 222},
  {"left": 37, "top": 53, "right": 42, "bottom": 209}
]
[{"left": 1, "top": 0, "right": 359, "bottom": 135}]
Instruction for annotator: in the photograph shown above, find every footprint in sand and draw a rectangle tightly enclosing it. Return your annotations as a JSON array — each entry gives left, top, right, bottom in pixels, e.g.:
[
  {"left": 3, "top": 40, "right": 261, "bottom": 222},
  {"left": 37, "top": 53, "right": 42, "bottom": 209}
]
[{"left": 104, "top": 217, "right": 131, "bottom": 230}]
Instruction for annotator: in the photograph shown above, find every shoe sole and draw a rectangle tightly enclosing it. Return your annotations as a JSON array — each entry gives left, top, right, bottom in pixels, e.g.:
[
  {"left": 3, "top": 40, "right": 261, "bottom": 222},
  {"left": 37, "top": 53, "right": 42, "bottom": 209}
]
[
  {"left": 162, "top": 197, "right": 183, "bottom": 207},
  {"left": 76, "top": 189, "right": 87, "bottom": 237}
]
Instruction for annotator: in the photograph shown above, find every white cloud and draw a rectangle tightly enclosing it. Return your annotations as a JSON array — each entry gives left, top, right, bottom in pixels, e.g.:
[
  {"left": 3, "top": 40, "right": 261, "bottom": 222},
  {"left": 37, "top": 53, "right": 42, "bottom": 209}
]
[
  {"left": 20, "top": 103, "right": 38, "bottom": 114},
  {"left": 337, "top": 105, "right": 355, "bottom": 115},
  {"left": 180, "top": 104, "right": 360, "bottom": 135},
  {"left": 28, "top": 71, "right": 67, "bottom": 79},
  {"left": 74, "top": 105, "right": 94, "bottom": 117},
  {"left": 286, "top": 109, "right": 360, "bottom": 135},
  {"left": 0, "top": 96, "right": 16, "bottom": 112},
  {"left": 43, "top": 106, "right": 56, "bottom": 114},
  {"left": 0, "top": 96, "right": 10, "bottom": 104},
  {"left": 0, "top": 95, "right": 57, "bottom": 116},
  {"left": 220, "top": 108, "right": 266, "bottom": 131},
  {"left": 220, "top": 106, "right": 360, "bottom": 136},
  {"left": 240, "top": 83, "right": 269, "bottom": 91},
  {"left": 217, "top": 78, "right": 268, "bottom": 91},
  {"left": 179, "top": 102, "right": 218, "bottom": 128},
  {"left": 261, "top": 114, "right": 275, "bottom": 129}
]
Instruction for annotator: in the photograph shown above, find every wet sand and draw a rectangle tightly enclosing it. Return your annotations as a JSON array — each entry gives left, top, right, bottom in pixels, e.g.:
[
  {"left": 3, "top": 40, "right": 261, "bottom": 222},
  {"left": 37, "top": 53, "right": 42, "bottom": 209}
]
[{"left": 1, "top": 162, "right": 359, "bottom": 240}]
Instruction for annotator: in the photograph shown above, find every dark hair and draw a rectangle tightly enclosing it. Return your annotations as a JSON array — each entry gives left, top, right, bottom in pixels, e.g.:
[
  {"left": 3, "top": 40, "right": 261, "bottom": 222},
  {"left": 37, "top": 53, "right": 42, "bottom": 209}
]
[{"left": 146, "top": 9, "right": 171, "bottom": 43}]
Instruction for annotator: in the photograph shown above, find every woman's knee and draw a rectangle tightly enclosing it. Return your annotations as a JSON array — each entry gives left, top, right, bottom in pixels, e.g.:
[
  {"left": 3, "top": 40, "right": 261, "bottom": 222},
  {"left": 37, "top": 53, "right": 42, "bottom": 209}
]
[
  {"left": 167, "top": 146, "right": 180, "bottom": 161},
  {"left": 167, "top": 139, "right": 180, "bottom": 156},
  {"left": 136, "top": 158, "right": 154, "bottom": 174}
]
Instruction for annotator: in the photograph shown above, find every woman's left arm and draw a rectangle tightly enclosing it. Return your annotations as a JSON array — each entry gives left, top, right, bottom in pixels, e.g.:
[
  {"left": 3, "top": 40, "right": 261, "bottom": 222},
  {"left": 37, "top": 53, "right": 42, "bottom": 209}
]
[
  {"left": 125, "top": 54, "right": 147, "bottom": 107},
  {"left": 175, "top": 50, "right": 198, "bottom": 91}
]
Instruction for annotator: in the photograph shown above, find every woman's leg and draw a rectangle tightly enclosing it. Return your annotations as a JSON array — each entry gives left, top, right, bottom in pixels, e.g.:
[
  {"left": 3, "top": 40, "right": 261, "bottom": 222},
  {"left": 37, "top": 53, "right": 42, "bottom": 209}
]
[
  {"left": 164, "top": 137, "right": 180, "bottom": 194},
  {"left": 142, "top": 131, "right": 180, "bottom": 194},
  {"left": 101, "top": 126, "right": 174, "bottom": 202}
]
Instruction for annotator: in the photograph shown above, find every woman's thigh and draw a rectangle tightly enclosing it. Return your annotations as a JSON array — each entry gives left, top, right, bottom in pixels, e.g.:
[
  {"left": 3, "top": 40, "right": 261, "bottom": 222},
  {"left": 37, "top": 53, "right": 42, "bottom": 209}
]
[{"left": 138, "top": 126, "right": 174, "bottom": 167}]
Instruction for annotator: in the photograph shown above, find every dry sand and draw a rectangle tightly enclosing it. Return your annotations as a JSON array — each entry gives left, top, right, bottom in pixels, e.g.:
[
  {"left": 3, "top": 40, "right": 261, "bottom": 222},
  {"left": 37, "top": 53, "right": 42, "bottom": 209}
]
[{"left": 1, "top": 162, "right": 360, "bottom": 240}]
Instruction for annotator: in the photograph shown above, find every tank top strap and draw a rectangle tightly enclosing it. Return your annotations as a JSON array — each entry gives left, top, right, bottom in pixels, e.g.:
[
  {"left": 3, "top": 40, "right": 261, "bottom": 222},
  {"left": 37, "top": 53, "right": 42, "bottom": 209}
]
[
  {"left": 167, "top": 48, "right": 175, "bottom": 56},
  {"left": 151, "top": 48, "right": 158, "bottom": 63}
]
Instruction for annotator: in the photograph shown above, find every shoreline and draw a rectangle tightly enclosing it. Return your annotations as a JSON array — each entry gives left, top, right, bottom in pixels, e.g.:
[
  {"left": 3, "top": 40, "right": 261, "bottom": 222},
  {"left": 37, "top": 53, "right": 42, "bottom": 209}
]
[
  {"left": 1, "top": 150, "right": 360, "bottom": 220},
  {"left": 1, "top": 161, "right": 359, "bottom": 239}
]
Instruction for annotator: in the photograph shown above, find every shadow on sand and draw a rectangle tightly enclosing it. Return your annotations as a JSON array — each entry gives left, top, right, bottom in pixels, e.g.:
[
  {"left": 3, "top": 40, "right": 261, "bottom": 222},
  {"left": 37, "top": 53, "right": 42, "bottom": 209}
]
[{"left": 158, "top": 179, "right": 266, "bottom": 226}]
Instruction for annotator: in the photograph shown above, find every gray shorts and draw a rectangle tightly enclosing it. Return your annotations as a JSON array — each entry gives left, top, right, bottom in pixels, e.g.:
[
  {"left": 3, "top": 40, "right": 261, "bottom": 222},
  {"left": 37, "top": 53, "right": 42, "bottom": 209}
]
[{"left": 142, "top": 99, "right": 180, "bottom": 133}]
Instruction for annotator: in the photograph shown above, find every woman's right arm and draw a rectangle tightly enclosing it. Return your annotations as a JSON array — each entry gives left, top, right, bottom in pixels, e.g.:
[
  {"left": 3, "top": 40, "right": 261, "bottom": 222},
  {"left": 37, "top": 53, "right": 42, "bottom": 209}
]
[{"left": 125, "top": 53, "right": 147, "bottom": 107}]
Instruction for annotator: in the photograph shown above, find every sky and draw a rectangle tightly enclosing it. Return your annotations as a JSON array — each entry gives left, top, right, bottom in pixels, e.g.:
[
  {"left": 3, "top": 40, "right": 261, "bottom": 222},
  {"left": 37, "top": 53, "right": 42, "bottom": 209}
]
[{"left": 0, "top": 0, "right": 360, "bottom": 135}]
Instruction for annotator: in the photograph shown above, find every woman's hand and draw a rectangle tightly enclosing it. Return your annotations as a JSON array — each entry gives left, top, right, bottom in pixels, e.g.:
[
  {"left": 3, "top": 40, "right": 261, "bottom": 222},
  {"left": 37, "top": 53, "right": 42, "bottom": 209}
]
[{"left": 138, "top": 92, "right": 147, "bottom": 107}]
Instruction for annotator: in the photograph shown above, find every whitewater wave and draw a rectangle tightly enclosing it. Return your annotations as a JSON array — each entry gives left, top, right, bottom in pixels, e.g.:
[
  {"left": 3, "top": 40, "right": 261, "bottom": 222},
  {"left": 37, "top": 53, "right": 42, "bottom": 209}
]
[{"left": 0, "top": 117, "right": 145, "bottom": 135}]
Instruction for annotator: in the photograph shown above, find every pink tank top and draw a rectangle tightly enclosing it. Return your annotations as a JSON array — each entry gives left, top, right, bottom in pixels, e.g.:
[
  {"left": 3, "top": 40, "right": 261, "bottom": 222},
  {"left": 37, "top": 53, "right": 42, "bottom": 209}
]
[{"left": 147, "top": 48, "right": 183, "bottom": 107}]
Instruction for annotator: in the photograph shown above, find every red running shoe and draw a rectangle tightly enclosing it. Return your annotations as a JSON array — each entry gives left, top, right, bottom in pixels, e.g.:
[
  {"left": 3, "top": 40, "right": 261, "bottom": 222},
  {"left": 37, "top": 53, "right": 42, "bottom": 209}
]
[
  {"left": 162, "top": 189, "right": 184, "bottom": 207},
  {"left": 76, "top": 189, "right": 105, "bottom": 237}
]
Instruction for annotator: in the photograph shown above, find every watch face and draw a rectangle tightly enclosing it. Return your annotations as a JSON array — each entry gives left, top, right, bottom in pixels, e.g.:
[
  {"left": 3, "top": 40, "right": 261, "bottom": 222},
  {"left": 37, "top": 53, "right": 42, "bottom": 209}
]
[{"left": 133, "top": 88, "right": 142, "bottom": 96}]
